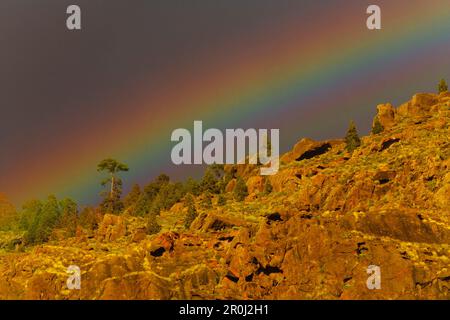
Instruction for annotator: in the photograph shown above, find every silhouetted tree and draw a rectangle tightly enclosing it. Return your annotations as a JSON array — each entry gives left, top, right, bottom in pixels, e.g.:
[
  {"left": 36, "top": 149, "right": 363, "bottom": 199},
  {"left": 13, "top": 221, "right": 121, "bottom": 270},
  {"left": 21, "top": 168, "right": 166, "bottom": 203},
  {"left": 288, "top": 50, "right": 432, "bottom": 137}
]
[
  {"left": 97, "top": 158, "right": 129, "bottom": 213},
  {"left": 345, "top": 120, "right": 361, "bottom": 152}
]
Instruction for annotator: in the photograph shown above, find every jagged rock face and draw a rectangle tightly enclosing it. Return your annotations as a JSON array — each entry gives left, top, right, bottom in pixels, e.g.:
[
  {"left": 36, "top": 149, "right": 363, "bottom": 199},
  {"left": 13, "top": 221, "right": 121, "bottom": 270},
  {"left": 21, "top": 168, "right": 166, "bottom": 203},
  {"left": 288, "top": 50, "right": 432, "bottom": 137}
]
[
  {"left": 375, "top": 103, "right": 396, "bottom": 129},
  {"left": 281, "top": 138, "right": 342, "bottom": 164},
  {"left": 97, "top": 214, "right": 127, "bottom": 241},
  {"left": 0, "top": 92, "right": 449, "bottom": 300},
  {"left": 398, "top": 93, "right": 440, "bottom": 118}
]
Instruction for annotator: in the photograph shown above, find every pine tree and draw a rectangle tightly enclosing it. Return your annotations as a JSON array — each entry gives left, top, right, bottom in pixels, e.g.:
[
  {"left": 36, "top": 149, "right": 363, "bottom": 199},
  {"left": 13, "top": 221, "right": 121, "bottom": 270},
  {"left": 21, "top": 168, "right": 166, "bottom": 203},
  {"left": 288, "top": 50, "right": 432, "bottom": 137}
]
[
  {"left": 57, "top": 198, "right": 78, "bottom": 237},
  {"left": 100, "top": 178, "right": 124, "bottom": 214},
  {"left": 123, "top": 184, "right": 141, "bottom": 209},
  {"left": 438, "top": 79, "right": 448, "bottom": 93},
  {"left": 372, "top": 116, "right": 384, "bottom": 135},
  {"left": 133, "top": 192, "right": 151, "bottom": 216},
  {"left": 345, "top": 120, "right": 361, "bottom": 152},
  {"left": 21, "top": 200, "right": 43, "bottom": 244},
  {"left": 234, "top": 177, "right": 248, "bottom": 201},
  {"left": 97, "top": 158, "right": 129, "bottom": 214},
  {"left": 201, "top": 168, "right": 219, "bottom": 194},
  {"left": 184, "top": 194, "right": 197, "bottom": 229}
]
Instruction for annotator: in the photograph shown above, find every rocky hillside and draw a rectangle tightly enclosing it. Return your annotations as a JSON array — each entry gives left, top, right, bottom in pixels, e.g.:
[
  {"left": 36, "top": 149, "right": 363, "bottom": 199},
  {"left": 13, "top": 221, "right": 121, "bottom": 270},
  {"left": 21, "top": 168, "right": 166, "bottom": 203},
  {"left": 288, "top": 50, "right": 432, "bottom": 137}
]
[{"left": 0, "top": 92, "right": 449, "bottom": 300}]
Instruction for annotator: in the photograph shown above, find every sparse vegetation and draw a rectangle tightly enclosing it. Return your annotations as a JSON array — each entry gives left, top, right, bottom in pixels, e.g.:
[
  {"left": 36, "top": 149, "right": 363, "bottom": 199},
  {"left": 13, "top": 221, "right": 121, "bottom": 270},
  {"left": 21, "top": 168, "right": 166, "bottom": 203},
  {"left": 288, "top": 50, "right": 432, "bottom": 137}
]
[
  {"left": 217, "top": 194, "right": 226, "bottom": 206},
  {"left": 234, "top": 177, "right": 248, "bottom": 201},
  {"left": 19, "top": 195, "right": 78, "bottom": 245},
  {"left": 372, "top": 116, "right": 384, "bottom": 135},
  {"left": 146, "top": 212, "right": 161, "bottom": 235},
  {"left": 0, "top": 86, "right": 450, "bottom": 299},
  {"left": 201, "top": 192, "right": 213, "bottom": 209},
  {"left": 184, "top": 194, "right": 197, "bottom": 229}
]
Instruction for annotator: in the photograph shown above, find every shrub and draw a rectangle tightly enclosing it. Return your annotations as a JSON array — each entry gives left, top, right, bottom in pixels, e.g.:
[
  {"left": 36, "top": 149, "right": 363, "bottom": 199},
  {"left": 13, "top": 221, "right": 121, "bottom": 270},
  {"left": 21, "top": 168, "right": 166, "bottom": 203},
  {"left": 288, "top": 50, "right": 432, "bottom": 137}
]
[
  {"left": 201, "top": 192, "right": 213, "bottom": 209},
  {"left": 184, "top": 177, "right": 201, "bottom": 196},
  {"left": 123, "top": 184, "right": 141, "bottom": 209},
  {"left": 146, "top": 213, "right": 161, "bottom": 235},
  {"left": 438, "top": 79, "right": 448, "bottom": 93},
  {"left": 234, "top": 177, "right": 248, "bottom": 201},
  {"left": 21, "top": 195, "right": 78, "bottom": 244},
  {"left": 372, "top": 117, "right": 384, "bottom": 135}
]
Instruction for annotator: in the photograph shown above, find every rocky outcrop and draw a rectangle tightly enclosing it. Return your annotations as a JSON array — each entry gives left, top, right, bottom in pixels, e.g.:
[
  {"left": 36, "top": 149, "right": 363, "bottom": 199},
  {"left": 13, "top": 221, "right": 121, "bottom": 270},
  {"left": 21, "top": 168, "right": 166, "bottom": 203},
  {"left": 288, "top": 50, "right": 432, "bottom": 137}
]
[
  {"left": 398, "top": 93, "right": 439, "bottom": 117},
  {"left": 0, "top": 92, "right": 449, "bottom": 300},
  {"left": 97, "top": 214, "right": 127, "bottom": 241},
  {"left": 374, "top": 103, "right": 396, "bottom": 129},
  {"left": 281, "top": 138, "right": 340, "bottom": 163}
]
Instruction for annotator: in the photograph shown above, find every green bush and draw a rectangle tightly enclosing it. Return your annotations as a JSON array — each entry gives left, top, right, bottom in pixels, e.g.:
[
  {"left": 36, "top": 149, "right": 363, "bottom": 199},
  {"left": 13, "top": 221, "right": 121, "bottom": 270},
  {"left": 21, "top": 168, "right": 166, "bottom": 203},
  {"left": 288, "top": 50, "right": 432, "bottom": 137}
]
[{"left": 20, "top": 195, "right": 78, "bottom": 245}]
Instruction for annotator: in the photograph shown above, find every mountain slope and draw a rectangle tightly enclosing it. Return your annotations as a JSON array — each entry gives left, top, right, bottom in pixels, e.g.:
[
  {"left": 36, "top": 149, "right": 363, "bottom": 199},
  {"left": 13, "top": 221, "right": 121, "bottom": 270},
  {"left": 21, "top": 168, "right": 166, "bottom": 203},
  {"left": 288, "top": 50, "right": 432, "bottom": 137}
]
[{"left": 0, "top": 91, "right": 449, "bottom": 300}]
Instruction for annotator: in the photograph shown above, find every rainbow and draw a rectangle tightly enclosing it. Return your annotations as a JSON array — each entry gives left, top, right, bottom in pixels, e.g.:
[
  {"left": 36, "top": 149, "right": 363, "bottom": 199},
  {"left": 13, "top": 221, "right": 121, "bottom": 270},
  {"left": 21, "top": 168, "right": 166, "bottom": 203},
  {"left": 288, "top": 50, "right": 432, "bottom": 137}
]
[{"left": 4, "top": 0, "right": 450, "bottom": 205}]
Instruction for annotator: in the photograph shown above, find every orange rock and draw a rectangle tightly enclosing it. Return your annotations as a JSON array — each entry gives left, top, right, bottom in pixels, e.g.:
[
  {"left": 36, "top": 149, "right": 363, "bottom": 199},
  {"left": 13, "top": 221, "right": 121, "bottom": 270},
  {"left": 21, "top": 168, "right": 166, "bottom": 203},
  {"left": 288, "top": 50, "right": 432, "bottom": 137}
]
[
  {"left": 374, "top": 103, "right": 396, "bottom": 129},
  {"left": 97, "top": 214, "right": 127, "bottom": 241},
  {"left": 246, "top": 176, "right": 264, "bottom": 195}
]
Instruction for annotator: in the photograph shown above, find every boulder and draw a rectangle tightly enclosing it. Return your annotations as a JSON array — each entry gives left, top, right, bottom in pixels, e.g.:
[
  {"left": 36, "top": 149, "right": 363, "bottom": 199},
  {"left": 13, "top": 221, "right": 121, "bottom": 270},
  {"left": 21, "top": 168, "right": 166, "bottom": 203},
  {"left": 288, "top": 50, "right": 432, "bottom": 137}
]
[
  {"left": 97, "top": 214, "right": 127, "bottom": 241},
  {"left": 246, "top": 176, "right": 264, "bottom": 195},
  {"left": 287, "top": 138, "right": 333, "bottom": 162},
  {"left": 398, "top": 93, "right": 438, "bottom": 117},
  {"left": 374, "top": 103, "right": 396, "bottom": 129}
]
